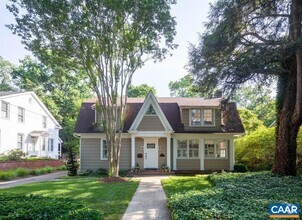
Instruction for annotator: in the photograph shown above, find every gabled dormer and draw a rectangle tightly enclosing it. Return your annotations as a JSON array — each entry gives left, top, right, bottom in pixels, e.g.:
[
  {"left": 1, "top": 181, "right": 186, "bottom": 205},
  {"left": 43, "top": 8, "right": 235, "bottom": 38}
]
[{"left": 129, "top": 91, "right": 173, "bottom": 132}]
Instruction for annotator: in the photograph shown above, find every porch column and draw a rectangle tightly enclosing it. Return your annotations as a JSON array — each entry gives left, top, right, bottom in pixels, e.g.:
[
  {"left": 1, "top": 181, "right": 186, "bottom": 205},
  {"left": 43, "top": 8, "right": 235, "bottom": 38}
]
[
  {"left": 173, "top": 138, "right": 177, "bottom": 170},
  {"left": 229, "top": 138, "right": 234, "bottom": 171},
  {"left": 131, "top": 135, "right": 136, "bottom": 168},
  {"left": 199, "top": 138, "right": 205, "bottom": 170},
  {"left": 166, "top": 136, "right": 171, "bottom": 170}
]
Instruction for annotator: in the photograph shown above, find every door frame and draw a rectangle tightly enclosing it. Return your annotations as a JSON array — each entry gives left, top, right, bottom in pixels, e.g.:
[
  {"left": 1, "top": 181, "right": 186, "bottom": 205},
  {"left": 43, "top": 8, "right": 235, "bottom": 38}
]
[{"left": 143, "top": 138, "right": 159, "bottom": 169}]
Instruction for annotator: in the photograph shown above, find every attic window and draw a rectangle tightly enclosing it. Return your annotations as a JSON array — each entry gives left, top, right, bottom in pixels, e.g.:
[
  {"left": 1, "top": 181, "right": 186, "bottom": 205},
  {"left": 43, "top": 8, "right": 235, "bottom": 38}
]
[{"left": 145, "top": 105, "right": 156, "bottom": 115}]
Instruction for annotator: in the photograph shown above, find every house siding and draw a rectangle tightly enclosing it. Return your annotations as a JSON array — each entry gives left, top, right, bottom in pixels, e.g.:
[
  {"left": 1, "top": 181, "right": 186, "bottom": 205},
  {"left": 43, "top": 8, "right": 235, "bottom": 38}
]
[
  {"left": 135, "top": 137, "right": 144, "bottom": 169},
  {"left": 204, "top": 145, "right": 230, "bottom": 170},
  {"left": 181, "top": 108, "right": 221, "bottom": 132},
  {"left": 137, "top": 115, "right": 165, "bottom": 131},
  {"left": 158, "top": 138, "right": 167, "bottom": 168},
  {"left": 177, "top": 159, "right": 200, "bottom": 170},
  {"left": 80, "top": 138, "right": 131, "bottom": 172}
]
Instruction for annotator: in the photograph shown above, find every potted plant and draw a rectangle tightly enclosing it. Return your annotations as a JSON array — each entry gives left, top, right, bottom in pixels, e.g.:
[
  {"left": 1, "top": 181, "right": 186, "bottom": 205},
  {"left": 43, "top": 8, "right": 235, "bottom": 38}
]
[
  {"left": 161, "top": 163, "right": 169, "bottom": 172},
  {"left": 134, "top": 163, "right": 140, "bottom": 172}
]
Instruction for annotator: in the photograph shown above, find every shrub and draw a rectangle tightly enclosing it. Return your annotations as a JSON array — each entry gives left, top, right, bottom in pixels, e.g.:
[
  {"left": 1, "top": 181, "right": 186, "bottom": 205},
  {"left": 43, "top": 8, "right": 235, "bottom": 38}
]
[
  {"left": 0, "top": 193, "right": 102, "bottom": 220},
  {"left": 0, "top": 149, "right": 26, "bottom": 162},
  {"left": 66, "top": 146, "right": 79, "bottom": 176},
  {"left": 0, "top": 170, "right": 17, "bottom": 181},
  {"left": 94, "top": 168, "right": 108, "bottom": 176},
  {"left": 234, "top": 163, "right": 248, "bottom": 173},
  {"left": 15, "top": 168, "right": 30, "bottom": 177}
]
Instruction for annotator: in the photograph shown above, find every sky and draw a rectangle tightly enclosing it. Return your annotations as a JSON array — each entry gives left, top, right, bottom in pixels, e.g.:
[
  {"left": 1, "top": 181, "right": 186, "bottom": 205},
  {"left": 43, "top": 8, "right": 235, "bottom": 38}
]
[{"left": 0, "top": 0, "right": 213, "bottom": 97}]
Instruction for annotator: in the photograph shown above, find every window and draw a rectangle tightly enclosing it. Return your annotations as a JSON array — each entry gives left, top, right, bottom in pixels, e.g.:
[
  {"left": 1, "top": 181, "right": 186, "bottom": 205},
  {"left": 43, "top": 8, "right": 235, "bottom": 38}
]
[
  {"left": 205, "top": 140, "right": 228, "bottom": 159},
  {"left": 42, "top": 137, "right": 46, "bottom": 151},
  {"left": 18, "top": 107, "right": 25, "bottom": 123},
  {"left": 177, "top": 139, "right": 199, "bottom": 159},
  {"left": 147, "top": 143, "right": 156, "bottom": 149},
  {"left": 17, "top": 133, "right": 24, "bottom": 149},
  {"left": 145, "top": 105, "right": 156, "bottom": 115},
  {"left": 1, "top": 101, "right": 9, "bottom": 119},
  {"left": 177, "top": 140, "right": 187, "bottom": 158},
  {"left": 190, "top": 109, "right": 215, "bottom": 126},
  {"left": 42, "top": 116, "right": 47, "bottom": 128},
  {"left": 205, "top": 140, "right": 215, "bottom": 158},
  {"left": 101, "top": 139, "right": 108, "bottom": 160},
  {"left": 48, "top": 138, "right": 54, "bottom": 151}
]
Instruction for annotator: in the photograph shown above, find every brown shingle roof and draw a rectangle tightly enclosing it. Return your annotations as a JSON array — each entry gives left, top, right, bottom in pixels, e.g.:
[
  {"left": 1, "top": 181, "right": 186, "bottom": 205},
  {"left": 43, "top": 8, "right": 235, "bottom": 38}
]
[{"left": 74, "top": 97, "right": 244, "bottom": 134}]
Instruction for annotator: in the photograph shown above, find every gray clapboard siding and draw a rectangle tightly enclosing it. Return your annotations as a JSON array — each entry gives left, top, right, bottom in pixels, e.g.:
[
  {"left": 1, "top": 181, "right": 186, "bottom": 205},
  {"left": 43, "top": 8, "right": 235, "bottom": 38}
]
[
  {"left": 158, "top": 138, "right": 167, "bottom": 168},
  {"left": 80, "top": 138, "right": 131, "bottom": 172},
  {"left": 204, "top": 159, "right": 229, "bottom": 170},
  {"left": 137, "top": 115, "right": 165, "bottom": 131},
  {"left": 177, "top": 159, "right": 200, "bottom": 170}
]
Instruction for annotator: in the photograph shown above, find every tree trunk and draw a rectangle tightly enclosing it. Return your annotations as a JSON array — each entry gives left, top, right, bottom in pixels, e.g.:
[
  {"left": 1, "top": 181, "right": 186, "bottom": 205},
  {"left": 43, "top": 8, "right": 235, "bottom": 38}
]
[{"left": 273, "top": 59, "right": 300, "bottom": 176}]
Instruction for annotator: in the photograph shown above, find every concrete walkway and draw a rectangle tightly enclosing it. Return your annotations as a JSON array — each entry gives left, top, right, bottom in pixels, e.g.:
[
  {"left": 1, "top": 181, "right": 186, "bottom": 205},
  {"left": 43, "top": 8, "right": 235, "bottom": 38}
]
[
  {"left": 0, "top": 171, "right": 67, "bottom": 189},
  {"left": 122, "top": 176, "right": 171, "bottom": 220}
]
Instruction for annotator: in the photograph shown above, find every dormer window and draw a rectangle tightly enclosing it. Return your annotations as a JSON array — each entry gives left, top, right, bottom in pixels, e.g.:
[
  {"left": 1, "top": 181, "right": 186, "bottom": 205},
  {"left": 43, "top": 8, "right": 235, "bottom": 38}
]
[
  {"left": 145, "top": 105, "right": 156, "bottom": 115},
  {"left": 190, "top": 108, "right": 215, "bottom": 126}
]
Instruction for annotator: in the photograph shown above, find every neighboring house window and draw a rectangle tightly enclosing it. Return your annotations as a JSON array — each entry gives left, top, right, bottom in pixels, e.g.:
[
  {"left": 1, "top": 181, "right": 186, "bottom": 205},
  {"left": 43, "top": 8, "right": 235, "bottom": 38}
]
[
  {"left": 42, "top": 137, "right": 46, "bottom": 151},
  {"left": 190, "top": 108, "right": 215, "bottom": 126},
  {"left": 42, "top": 116, "right": 47, "bottom": 128},
  {"left": 17, "top": 133, "right": 24, "bottom": 149},
  {"left": 177, "top": 139, "right": 199, "bottom": 159},
  {"left": 145, "top": 105, "right": 156, "bottom": 115},
  {"left": 48, "top": 138, "right": 54, "bottom": 151},
  {"left": 205, "top": 140, "right": 228, "bottom": 159},
  {"left": 1, "top": 101, "right": 9, "bottom": 119},
  {"left": 18, "top": 107, "right": 25, "bottom": 123},
  {"left": 100, "top": 139, "right": 108, "bottom": 160}
]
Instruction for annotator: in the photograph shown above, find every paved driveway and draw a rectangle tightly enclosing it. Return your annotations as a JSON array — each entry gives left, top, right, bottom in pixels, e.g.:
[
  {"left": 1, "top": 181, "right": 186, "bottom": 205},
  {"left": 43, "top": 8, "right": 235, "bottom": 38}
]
[
  {"left": 122, "top": 176, "right": 171, "bottom": 220},
  {"left": 0, "top": 171, "right": 67, "bottom": 189}
]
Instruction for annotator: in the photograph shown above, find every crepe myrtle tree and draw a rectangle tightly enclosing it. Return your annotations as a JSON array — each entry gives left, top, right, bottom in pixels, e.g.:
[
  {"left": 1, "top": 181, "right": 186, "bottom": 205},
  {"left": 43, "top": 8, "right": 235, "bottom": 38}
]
[
  {"left": 7, "top": 0, "right": 177, "bottom": 177},
  {"left": 188, "top": 0, "right": 302, "bottom": 175}
]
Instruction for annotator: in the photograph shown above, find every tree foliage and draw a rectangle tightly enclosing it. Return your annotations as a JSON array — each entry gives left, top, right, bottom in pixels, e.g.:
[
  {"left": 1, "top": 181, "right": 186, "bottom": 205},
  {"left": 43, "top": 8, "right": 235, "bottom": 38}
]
[
  {"left": 127, "top": 84, "right": 156, "bottom": 97},
  {"left": 234, "top": 85, "right": 276, "bottom": 127},
  {"left": 0, "top": 56, "right": 16, "bottom": 91},
  {"left": 237, "top": 108, "right": 264, "bottom": 134},
  {"left": 7, "top": 0, "right": 177, "bottom": 177},
  {"left": 168, "top": 74, "right": 201, "bottom": 97},
  {"left": 188, "top": 0, "right": 302, "bottom": 175}
]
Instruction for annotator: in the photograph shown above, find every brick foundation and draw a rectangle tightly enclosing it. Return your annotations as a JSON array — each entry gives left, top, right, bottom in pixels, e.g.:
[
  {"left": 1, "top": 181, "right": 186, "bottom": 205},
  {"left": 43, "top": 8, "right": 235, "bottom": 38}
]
[{"left": 0, "top": 160, "right": 65, "bottom": 171}]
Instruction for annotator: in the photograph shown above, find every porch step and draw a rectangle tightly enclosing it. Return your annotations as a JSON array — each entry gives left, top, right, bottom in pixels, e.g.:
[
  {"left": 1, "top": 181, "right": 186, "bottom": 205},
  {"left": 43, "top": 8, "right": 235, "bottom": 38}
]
[{"left": 127, "top": 170, "right": 175, "bottom": 177}]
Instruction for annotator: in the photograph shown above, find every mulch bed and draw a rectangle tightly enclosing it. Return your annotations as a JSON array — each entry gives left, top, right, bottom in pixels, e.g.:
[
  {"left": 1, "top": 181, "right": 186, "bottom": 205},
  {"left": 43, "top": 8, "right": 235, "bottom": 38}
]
[{"left": 100, "top": 177, "right": 129, "bottom": 183}]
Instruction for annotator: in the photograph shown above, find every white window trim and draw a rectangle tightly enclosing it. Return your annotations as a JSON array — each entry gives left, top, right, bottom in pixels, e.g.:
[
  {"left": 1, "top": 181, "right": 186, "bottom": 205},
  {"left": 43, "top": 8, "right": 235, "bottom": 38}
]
[
  {"left": 48, "top": 138, "right": 54, "bottom": 151},
  {"left": 189, "top": 108, "right": 216, "bottom": 127},
  {"left": 100, "top": 138, "right": 108, "bottom": 160},
  {"left": 177, "top": 139, "right": 200, "bottom": 159},
  {"left": 17, "top": 107, "right": 25, "bottom": 123},
  {"left": 204, "top": 139, "right": 228, "bottom": 159},
  {"left": 1, "top": 101, "right": 10, "bottom": 119}
]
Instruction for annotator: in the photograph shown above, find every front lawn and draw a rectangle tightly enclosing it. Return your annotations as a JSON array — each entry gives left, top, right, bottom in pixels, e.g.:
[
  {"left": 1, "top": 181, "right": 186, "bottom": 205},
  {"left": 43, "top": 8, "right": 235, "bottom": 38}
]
[
  {"left": 162, "top": 172, "right": 302, "bottom": 219},
  {"left": 0, "top": 177, "right": 139, "bottom": 220},
  {"left": 162, "top": 175, "right": 211, "bottom": 197}
]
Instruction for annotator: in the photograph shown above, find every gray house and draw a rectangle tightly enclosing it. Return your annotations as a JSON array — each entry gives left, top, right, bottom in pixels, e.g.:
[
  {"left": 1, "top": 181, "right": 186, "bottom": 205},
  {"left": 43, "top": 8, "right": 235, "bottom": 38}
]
[{"left": 74, "top": 92, "right": 244, "bottom": 172}]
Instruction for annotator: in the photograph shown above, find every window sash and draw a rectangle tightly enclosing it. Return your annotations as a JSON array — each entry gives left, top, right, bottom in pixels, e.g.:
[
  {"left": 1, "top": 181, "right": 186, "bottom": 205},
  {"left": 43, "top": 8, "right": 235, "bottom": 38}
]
[
  {"left": 42, "top": 138, "right": 46, "bottom": 151},
  {"left": 205, "top": 140, "right": 228, "bottom": 159},
  {"left": 190, "top": 108, "right": 215, "bottom": 126},
  {"left": 177, "top": 139, "right": 199, "bottom": 159},
  {"left": 101, "top": 139, "right": 108, "bottom": 160},
  {"left": 1, "top": 102, "right": 9, "bottom": 119},
  {"left": 48, "top": 138, "right": 54, "bottom": 151},
  {"left": 18, "top": 107, "right": 25, "bottom": 122},
  {"left": 17, "top": 134, "right": 23, "bottom": 149},
  {"left": 42, "top": 116, "right": 47, "bottom": 128}
]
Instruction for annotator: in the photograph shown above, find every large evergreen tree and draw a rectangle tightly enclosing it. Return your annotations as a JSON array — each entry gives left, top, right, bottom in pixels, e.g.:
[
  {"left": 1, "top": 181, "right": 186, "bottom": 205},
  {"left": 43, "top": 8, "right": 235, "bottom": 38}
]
[
  {"left": 188, "top": 0, "right": 302, "bottom": 175},
  {"left": 7, "top": 0, "right": 177, "bottom": 177}
]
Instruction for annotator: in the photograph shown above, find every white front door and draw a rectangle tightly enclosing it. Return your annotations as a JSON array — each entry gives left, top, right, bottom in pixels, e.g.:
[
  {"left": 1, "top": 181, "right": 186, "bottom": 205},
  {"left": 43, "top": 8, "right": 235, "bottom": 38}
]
[{"left": 144, "top": 138, "right": 158, "bottom": 169}]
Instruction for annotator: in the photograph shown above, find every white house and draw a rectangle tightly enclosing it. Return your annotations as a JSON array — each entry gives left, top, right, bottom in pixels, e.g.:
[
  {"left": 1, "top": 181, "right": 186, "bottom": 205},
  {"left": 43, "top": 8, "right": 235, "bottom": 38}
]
[{"left": 0, "top": 91, "right": 62, "bottom": 159}]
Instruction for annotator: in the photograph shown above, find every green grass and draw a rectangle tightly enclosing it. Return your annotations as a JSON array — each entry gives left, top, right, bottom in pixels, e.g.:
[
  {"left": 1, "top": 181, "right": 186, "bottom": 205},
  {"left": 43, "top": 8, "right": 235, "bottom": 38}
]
[
  {"left": 0, "top": 177, "right": 139, "bottom": 220},
  {"left": 162, "top": 175, "right": 211, "bottom": 197}
]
